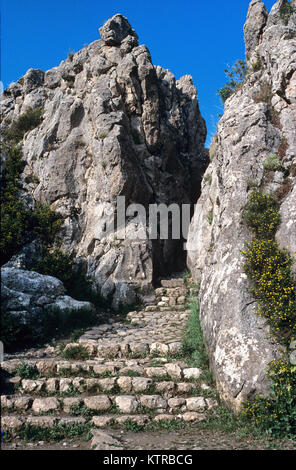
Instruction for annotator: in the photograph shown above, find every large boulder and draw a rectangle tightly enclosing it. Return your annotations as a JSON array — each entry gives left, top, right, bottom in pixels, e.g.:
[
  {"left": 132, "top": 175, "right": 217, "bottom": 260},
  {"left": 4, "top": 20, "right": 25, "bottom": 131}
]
[
  {"left": 187, "top": 0, "right": 296, "bottom": 410},
  {"left": 1, "top": 267, "right": 94, "bottom": 327}
]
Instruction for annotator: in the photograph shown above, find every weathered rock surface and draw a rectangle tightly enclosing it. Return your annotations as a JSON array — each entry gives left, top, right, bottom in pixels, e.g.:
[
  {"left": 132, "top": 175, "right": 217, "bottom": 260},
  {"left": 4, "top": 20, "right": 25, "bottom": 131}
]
[
  {"left": 243, "top": 0, "right": 268, "bottom": 59},
  {"left": 187, "top": 0, "right": 296, "bottom": 410},
  {"left": 0, "top": 13, "right": 207, "bottom": 309},
  {"left": 1, "top": 267, "right": 94, "bottom": 327}
]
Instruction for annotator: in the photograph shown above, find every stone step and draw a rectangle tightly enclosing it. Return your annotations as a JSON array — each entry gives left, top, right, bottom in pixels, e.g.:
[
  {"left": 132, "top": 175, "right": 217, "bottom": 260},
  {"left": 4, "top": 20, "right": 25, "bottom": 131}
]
[
  {"left": 155, "top": 287, "right": 187, "bottom": 295},
  {"left": 1, "top": 409, "right": 208, "bottom": 435},
  {"left": 1, "top": 415, "right": 88, "bottom": 433},
  {"left": 78, "top": 308, "right": 189, "bottom": 343},
  {"left": 1, "top": 393, "right": 218, "bottom": 417},
  {"left": 0, "top": 275, "right": 207, "bottom": 448},
  {"left": 1, "top": 358, "right": 204, "bottom": 382},
  {"left": 8, "top": 374, "right": 214, "bottom": 397},
  {"left": 73, "top": 340, "right": 183, "bottom": 358},
  {"left": 143, "top": 305, "right": 188, "bottom": 312},
  {"left": 160, "top": 279, "right": 185, "bottom": 288}
]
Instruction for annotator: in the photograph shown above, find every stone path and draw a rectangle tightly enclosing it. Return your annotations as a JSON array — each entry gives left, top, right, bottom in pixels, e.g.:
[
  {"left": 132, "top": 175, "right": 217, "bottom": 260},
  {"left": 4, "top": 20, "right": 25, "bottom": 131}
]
[{"left": 1, "top": 277, "right": 219, "bottom": 450}]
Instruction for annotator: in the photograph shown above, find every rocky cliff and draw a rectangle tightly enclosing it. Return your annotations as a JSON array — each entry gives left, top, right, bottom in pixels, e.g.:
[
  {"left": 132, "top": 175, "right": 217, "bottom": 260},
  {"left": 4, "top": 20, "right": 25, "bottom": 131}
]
[
  {"left": 0, "top": 14, "right": 207, "bottom": 309},
  {"left": 187, "top": 0, "right": 296, "bottom": 410},
  {"left": 2, "top": 0, "right": 295, "bottom": 413}
]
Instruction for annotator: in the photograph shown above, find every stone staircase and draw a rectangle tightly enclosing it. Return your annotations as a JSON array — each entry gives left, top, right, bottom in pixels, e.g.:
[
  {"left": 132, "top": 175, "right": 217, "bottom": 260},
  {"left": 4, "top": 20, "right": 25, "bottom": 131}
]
[{"left": 1, "top": 277, "right": 218, "bottom": 449}]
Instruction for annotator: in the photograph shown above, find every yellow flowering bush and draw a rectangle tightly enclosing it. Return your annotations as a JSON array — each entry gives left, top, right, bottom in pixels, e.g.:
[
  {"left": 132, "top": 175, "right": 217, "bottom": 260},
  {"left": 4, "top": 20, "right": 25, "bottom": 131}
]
[
  {"left": 242, "top": 190, "right": 296, "bottom": 437},
  {"left": 242, "top": 239, "right": 296, "bottom": 342}
]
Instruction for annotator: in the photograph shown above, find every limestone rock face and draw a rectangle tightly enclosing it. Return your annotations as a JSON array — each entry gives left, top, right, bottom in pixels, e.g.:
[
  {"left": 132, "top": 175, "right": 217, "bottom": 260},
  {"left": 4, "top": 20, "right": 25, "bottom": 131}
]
[
  {"left": 0, "top": 14, "right": 207, "bottom": 309},
  {"left": 187, "top": 0, "right": 296, "bottom": 410}
]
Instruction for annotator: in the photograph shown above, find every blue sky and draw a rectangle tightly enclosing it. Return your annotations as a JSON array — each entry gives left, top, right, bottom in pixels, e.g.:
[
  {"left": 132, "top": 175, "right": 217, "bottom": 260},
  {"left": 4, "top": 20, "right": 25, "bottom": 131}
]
[{"left": 1, "top": 0, "right": 276, "bottom": 146}]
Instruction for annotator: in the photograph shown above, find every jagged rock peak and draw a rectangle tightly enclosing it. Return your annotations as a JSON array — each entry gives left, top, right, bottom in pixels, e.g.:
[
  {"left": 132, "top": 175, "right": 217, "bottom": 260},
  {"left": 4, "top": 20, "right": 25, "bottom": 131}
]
[
  {"left": 244, "top": 0, "right": 268, "bottom": 59},
  {"left": 99, "top": 13, "right": 138, "bottom": 46}
]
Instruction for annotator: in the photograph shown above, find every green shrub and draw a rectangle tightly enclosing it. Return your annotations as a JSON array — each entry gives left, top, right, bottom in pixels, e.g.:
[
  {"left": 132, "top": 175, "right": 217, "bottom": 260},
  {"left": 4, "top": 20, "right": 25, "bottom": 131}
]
[
  {"left": 31, "top": 247, "right": 106, "bottom": 308},
  {"left": 68, "top": 49, "right": 74, "bottom": 61},
  {"left": 264, "top": 154, "right": 283, "bottom": 172},
  {"left": 15, "top": 361, "right": 39, "bottom": 379},
  {"left": 99, "top": 130, "right": 108, "bottom": 139},
  {"left": 242, "top": 191, "right": 296, "bottom": 342},
  {"left": 280, "top": 0, "right": 295, "bottom": 26},
  {"left": 243, "top": 360, "right": 296, "bottom": 437},
  {"left": 218, "top": 60, "right": 247, "bottom": 103},
  {"left": 0, "top": 309, "right": 35, "bottom": 352},
  {"left": 251, "top": 53, "right": 262, "bottom": 72},
  {"left": 31, "top": 203, "right": 62, "bottom": 243},
  {"left": 0, "top": 146, "right": 30, "bottom": 264},
  {"left": 0, "top": 146, "right": 63, "bottom": 265},
  {"left": 32, "top": 247, "right": 74, "bottom": 285},
  {"left": 123, "top": 418, "right": 144, "bottom": 433},
  {"left": 4, "top": 107, "right": 43, "bottom": 144},
  {"left": 242, "top": 190, "right": 281, "bottom": 239}
]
